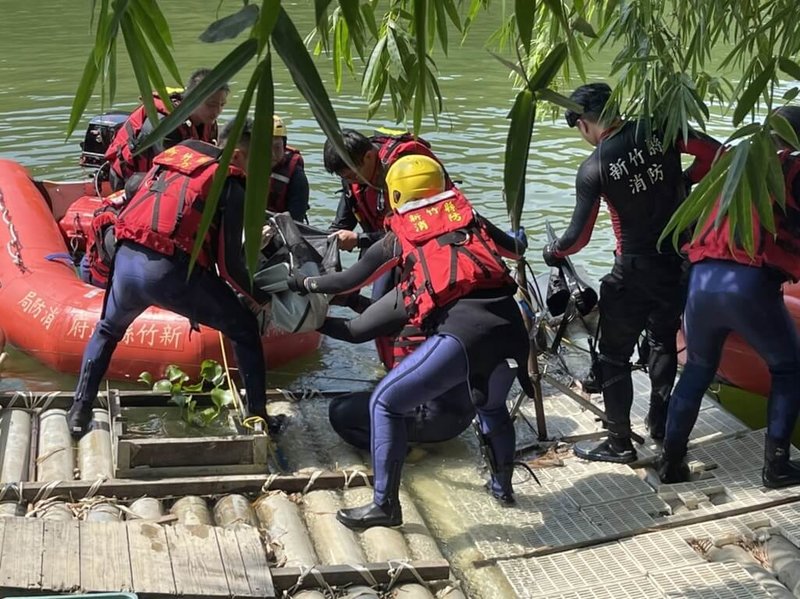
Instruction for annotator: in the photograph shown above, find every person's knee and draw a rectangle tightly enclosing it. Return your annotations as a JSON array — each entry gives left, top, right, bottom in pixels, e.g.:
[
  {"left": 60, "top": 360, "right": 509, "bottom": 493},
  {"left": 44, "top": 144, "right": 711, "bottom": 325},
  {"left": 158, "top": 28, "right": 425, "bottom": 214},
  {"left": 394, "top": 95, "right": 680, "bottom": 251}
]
[{"left": 329, "top": 394, "right": 371, "bottom": 450}]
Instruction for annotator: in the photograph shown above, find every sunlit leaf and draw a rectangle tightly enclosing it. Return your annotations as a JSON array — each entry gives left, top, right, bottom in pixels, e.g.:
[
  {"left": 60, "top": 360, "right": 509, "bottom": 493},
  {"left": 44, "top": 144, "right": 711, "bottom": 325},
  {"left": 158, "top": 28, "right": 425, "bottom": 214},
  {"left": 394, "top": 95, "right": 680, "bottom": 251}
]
[
  {"left": 245, "top": 56, "right": 274, "bottom": 277},
  {"left": 137, "top": 39, "right": 258, "bottom": 155},
  {"left": 200, "top": 3, "right": 259, "bottom": 42},
  {"left": 138, "top": 371, "right": 154, "bottom": 386},
  {"left": 537, "top": 88, "right": 583, "bottom": 113},
  {"left": 732, "top": 58, "right": 776, "bottom": 126},
  {"left": 715, "top": 140, "right": 750, "bottom": 228},
  {"left": 153, "top": 379, "right": 173, "bottom": 393},
  {"left": 505, "top": 88, "right": 536, "bottom": 229},
  {"left": 747, "top": 132, "right": 776, "bottom": 235},
  {"left": 724, "top": 122, "right": 762, "bottom": 145},
  {"left": 765, "top": 145, "right": 787, "bottom": 209},
  {"left": 527, "top": 42, "right": 568, "bottom": 91},
  {"left": 256, "top": 0, "right": 281, "bottom": 54},
  {"left": 515, "top": 0, "right": 535, "bottom": 52},
  {"left": 770, "top": 112, "right": 800, "bottom": 150}
]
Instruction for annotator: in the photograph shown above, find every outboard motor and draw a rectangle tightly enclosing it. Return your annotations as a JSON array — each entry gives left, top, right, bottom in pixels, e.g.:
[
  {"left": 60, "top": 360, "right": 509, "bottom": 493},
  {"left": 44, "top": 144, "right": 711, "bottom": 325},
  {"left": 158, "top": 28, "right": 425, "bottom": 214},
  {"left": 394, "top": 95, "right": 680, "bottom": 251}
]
[{"left": 79, "top": 111, "right": 129, "bottom": 171}]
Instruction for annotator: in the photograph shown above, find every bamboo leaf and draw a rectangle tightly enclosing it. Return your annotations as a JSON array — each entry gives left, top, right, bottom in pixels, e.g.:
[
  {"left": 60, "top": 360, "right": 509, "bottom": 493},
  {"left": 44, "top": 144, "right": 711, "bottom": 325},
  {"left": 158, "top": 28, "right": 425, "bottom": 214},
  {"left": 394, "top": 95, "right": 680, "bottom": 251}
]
[
  {"left": 765, "top": 145, "right": 787, "bottom": 209},
  {"left": 571, "top": 15, "right": 597, "bottom": 38},
  {"left": 748, "top": 133, "right": 776, "bottom": 235},
  {"left": 784, "top": 87, "right": 799, "bottom": 102},
  {"left": 413, "top": 0, "right": 427, "bottom": 134},
  {"left": 724, "top": 122, "right": 762, "bottom": 145},
  {"left": 120, "top": 14, "right": 159, "bottom": 126},
  {"left": 361, "top": 2, "right": 380, "bottom": 38},
  {"left": 537, "top": 88, "right": 583, "bottom": 113},
  {"left": 189, "top": 65, "right": 262, "bottom": 272},
  {"left": 130, "top": 0, "right": 181, "bottom": 83},
  {"left": 504, "top": 88, "right": 536, "bottom": 229},
  {"left": 137, "top": 39, "right": 258, "bottom": 156},
  {"left": 137, "top": 0, "right": 173, "bottom": 46},
  {"left": 527, "top": 42, "right": 568, "bottom": 91},
  {"left": 386, "top": 29, "right": 405, "bottom": 79},
  {"left": 199, "top": 4, "right": 259, "bottom": 43},
  {"left": 541, "top": 0, "right": 569, "bottom": 31},
  {"left": 272, "top": 8, "right": 359, "bottom": 174},
  {"left": 715, "top": 140, "right": 750, "bottom": 229},
  {"left": 488, "top": 50, "right": 526, "bottom": 80},
  {"left": 515, "top": 0, "right": 536, "bottom": 53},
  {"left": 770, "top": 112, "right": 800, "bottom": 150},
  {"left": 732, "top": 58, "right": 776, "bottom": 126},
  {"left": 361, "top": 35, "right": 387, "bottom": 96},
  {"left": 245, "top": 56, "right": 274, "bottom": 277},
  {"left": 256, "top": 0, "right": 281, "bottom": 54},
  {"left": 339, "top": 0, "right": 366, "bottom": 59},
  {"left": 109, "top": 37, "right": 117, "bottom": 105},
  {"left": 126, "top": 16, "right": 172, "bottom": 113},
  {"left": 67, "top": 53, "right": 101, "bottom": 138},
  {"left": 442, "top": 0, "right": 462, "bottom": 32},
  {"left": 778, "top": 56, "right": 800, "bottom": 81},
  {"left": 434, "top": 0, "right": 449, "bottom": 54}
]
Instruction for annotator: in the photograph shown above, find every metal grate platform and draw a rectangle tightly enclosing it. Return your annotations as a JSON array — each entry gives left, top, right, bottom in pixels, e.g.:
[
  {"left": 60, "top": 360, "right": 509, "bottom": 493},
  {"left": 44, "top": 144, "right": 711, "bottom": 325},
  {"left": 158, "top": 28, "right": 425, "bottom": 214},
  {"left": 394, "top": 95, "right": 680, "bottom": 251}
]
[
  {"left": 584, "top": 495, "right": 672, "bottom": 536},
  {"left": 650, "top": 562, "right": 772, "bottom": 598},
  {"left": 532, "top": 576, "right": 664, "bottom": 599},
  {"left": 619, "top": 529, "right": 705, "bottom": 572}
]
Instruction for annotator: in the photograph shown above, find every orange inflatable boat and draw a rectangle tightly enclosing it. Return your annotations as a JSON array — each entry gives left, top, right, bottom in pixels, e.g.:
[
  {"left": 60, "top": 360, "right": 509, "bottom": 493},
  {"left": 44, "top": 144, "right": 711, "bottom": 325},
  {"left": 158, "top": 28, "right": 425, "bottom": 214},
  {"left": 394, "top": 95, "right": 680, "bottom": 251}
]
[{"left": 0, "top": 159, "right": 320, "bottom": 381}]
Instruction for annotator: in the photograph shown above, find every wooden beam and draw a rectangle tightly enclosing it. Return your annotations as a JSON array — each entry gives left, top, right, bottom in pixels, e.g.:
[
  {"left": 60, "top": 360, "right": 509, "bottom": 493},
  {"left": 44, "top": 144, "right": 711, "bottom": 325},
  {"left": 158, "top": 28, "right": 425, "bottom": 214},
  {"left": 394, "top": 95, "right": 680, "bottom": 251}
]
[
  {"left": 16, "top": 471, "right": 374, "bottom": 502},
  {"left": 271, "top": 560, "right": 451, "bottom": 591}
]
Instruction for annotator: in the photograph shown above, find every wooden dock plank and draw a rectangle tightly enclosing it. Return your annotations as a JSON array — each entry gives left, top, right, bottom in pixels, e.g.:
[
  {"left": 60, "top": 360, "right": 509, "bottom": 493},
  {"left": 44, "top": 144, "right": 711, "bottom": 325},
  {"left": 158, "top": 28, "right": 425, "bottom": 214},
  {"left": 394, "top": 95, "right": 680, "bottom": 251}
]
[
  {"left": 165, "top": 524, "right": 230, "bottom": 597},
  {"left": 0, "top": 517, "right": 43, "bottom": 590},
  {"left": 40, "top": 520, "right": 80, "bottom": 592},
  {"left": 126, "top": 521, "right": 176, "bottom": 595},
  {"left": 79, "top": 521, "right": 133, "bottom": 592},
  {"left": 234, "top": 525, "right": 275, "bottom": 598},
  {"left": 213, "top": 526, "right": 252, "bottom": 598}
]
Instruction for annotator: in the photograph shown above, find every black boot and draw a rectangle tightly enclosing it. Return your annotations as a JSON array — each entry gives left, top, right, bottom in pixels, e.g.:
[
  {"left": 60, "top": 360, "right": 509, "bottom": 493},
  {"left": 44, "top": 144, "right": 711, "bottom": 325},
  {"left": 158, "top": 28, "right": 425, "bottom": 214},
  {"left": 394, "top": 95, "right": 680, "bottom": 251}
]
[
  {"left": 336, "top": 500, "right": 403, "bottom": 530},
  {"left": 574, "top": 433, "right": 637, "bottom": 464},
  {"left": 487, "top": 466, "right": 516, "bottom": 506},
  {"left": 657, "top": 451, "right": 690, "bottom": 484},
  {"left": 66, "top": 401, "right": 94, "bottom": 439},
  {"left": 762, "top": 436, "right": 800, "bottom": 489},
  {"left": 645, "top": 400, "right": 668, "bottom": 442}
]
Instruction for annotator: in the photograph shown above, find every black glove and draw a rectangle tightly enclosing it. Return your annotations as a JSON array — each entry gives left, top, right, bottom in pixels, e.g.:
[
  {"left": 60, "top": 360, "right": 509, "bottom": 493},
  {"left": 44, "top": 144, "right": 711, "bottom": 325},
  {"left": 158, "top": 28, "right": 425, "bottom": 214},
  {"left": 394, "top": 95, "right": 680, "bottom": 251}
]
[
  {"left": 542, "top": 241, "right": 566, "bottom": 268},
  {"left": 286, "top": 273, "right": 309, "bottom": 295}
]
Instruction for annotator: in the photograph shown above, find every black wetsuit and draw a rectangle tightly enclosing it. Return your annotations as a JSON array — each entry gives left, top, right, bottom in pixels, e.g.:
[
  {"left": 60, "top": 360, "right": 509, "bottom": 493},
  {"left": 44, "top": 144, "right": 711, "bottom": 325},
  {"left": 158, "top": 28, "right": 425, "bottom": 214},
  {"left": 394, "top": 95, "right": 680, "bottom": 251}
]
[{"left": 553, "top": 121, "right": 721, "bottom": 436}]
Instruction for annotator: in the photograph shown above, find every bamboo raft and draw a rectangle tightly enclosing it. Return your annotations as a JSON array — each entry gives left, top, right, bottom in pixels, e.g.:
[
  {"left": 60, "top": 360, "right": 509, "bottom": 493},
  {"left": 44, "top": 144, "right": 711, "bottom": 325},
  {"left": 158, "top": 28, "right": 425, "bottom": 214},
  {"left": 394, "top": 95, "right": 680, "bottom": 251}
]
[{"left": 0, "top": 371, "right": 798, "bottom": 598}]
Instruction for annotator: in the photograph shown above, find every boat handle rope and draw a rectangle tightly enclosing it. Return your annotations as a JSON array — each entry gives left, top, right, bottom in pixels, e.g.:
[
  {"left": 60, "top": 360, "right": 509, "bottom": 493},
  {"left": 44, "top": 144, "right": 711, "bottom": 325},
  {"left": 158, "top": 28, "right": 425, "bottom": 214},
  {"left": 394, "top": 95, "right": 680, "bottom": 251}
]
[
  {"left": 0, "top": 188, "right": 27, "bottom": 272},
  {"left": 346, "top": 562, "right": 379, "bottom": 587},
  {"left": 340, "top": 468, "right": 371, "bottom": 490},
  {"left": 386, "top": 559, "right": 426, "bottom": 590},
  {"left": 260, "top": 473, "right": 280, "bottom": 494},
  {"left": 284, "top": 564, "right": 334, "bottom": 597},
  {"left": 0, "top": 482, "right": 20, "bottom": 503},
  {"left": 302, "top": 469, "right": 324, "bottom": 494}
]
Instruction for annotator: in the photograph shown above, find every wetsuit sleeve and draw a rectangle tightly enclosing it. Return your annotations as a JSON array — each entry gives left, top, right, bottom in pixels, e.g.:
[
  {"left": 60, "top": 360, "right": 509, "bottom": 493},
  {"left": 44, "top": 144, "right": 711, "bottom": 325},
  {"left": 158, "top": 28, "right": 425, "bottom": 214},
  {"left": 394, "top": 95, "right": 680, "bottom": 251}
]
[
  {"left": 553, "top": 159, "right": 602, "bottom": 257},
  {"left": 328, "top": 185, "right": 358, "bottom": 231},
  {"left": 216, "top": 177, "right": 263, "bottom": 302},
  {"left": 286, "top": 164, "right": 310, "bottom": 223},
  {"left": 320, "top": 288, "right": 409, "bottom": 342},
  {"left": 305, "top": 237, "right": 401, "bottom": 295},
  {"left": 480, "top": 216, "right": 527, "bottom": 259},
  {"left": 677, "top": 128, "right": 722, "bottom": 184}
]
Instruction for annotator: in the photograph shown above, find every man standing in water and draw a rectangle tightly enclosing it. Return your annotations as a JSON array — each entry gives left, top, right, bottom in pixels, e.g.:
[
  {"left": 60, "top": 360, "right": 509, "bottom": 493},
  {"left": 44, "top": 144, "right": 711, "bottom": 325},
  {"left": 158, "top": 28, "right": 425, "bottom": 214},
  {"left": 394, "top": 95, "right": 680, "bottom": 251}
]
[{"left": 543, "top": 82, "right": 720, "bottom": 463}]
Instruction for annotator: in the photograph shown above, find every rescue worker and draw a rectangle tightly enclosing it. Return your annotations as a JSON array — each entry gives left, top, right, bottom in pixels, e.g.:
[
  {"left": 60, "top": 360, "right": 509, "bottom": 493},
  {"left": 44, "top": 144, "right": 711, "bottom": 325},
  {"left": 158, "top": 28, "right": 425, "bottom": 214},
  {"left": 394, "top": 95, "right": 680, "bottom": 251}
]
[
  {"left": 659, "top": 106, "right": 800, "bottom": 488},
  {"left": 543, "top": 82, "right": 721, "bottom": 463},
  {"left": 323, "top": 129, "right": 452, "bottom": 252},
  {"left": 105, "top": 68, "right": 228, "bottom": 191},
  {"left": 66, "top": 118, "right": 271, "bottom": 438},
  {"left": 311, "top": 155, "right": 530, "bottom": 529},
  {"left": 268, "top": 115, "right": 309, "bottom": 222}
]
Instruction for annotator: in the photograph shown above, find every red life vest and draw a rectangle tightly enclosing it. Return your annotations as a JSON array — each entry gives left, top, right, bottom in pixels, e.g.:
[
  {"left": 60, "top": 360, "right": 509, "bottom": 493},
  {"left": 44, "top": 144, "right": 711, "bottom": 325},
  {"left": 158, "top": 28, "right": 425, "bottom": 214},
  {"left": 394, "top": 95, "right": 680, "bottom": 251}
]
[
  {"left": 686, "top": 150, "right": 800, "bottom": 282},
  {"left": 375, "top": 324, "right": 427, "bottom": 370},
  {"left": 104, "top": 93, "right": 218, "bottom": 181},
  {"left": 391, "top": 189, "right": 515, "bottom": 328},
  {"left": 347, "top": 134, "right": 450, "bottom": 232},
  {"left": 115, "top": 141, "right": 244, "bottom": 268},
  {"left": 268, "top": 146, "right": 304, "bottom": 213},
  {"left": 85, "top": 190, "right": 127, "bottom": 287}
]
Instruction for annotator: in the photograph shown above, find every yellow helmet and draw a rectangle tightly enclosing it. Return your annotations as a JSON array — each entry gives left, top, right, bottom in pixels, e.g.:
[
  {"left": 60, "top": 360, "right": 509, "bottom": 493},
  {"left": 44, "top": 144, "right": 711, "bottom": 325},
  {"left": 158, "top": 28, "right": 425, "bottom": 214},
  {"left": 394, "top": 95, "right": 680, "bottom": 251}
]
[
  {"left": 273, "top": 115, "right": 287, "bottom": 137},
  {"left": 385, "top": 154, "right": 445, "bottom": 211}
]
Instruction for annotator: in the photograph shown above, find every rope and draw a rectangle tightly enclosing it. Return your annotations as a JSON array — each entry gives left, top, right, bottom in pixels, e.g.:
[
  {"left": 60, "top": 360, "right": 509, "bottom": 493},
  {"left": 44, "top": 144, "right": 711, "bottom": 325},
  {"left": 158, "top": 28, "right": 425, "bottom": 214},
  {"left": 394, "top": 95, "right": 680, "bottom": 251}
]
[
  {"left": 302, "top": 469, "right": 324, "bottom": 494},
  {"left": 341, "top": 468, "right": 371, "bottom": 490},
  {"left": 284, "top": 564, "right": 334, "bottom": 597},
  {"left": 260, "top": 473, "right": 279, "bottom": 494},
  {"left": 386, "top": 559, "right": 427, "bottom": 590},
  {"left": 31, "top": 480, "right": 63, "bottom": 506},
  {"left": 217, "top": 331, "right": 247, "bottom": 422},
  {"left": 0, "top": 188, "right": 26, "bottom": 272},
  {"left": 86, "top": 475, "right": 109, "bottom": 499},
  {"left": 346, "top": 562, "right": 379, "bottom": 587}
]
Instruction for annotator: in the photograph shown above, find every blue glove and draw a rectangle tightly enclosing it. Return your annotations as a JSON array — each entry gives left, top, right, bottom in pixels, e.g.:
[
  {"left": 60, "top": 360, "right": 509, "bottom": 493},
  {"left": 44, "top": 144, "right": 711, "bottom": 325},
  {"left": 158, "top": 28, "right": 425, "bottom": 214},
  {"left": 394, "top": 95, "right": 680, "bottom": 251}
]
[
  {"left": 542, "top": 241, "right": 566, "bottom": 268},
  {"left": 507, "top": 227, "right": 528, "bottom": 249}
]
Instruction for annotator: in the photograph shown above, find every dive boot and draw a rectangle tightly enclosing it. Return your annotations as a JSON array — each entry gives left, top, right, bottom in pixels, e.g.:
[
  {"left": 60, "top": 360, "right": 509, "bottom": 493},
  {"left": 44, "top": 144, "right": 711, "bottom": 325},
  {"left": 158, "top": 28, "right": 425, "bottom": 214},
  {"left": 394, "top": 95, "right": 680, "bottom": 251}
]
[
  {"left": 645, "top": 400, "right": 668, "bottom": 442},
  {"left": 486, "top": 466, "right": 516, "bottom": 506},
  {"left": 657, "top": 453, "right": 690, "bottom": 484},
  {"left": 66, "top": 402, "right": 94, "bottom": 439},
  {"left": 762, "top": 437, "right": 800, "bottom": 489},
  {"left": 574, "top": 434, "right": 637, "bottom": 464},
  {"left": 336, "top": 501, "right": 402, "bottom": 530}
]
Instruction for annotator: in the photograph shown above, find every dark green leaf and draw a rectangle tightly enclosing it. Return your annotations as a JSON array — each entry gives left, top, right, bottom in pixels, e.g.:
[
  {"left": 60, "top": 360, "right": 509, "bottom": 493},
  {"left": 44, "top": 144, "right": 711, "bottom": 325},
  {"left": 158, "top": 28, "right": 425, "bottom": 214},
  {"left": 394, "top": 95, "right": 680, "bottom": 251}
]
[
  {"left": 770, "top": 112, "right": 800, "bottom": 150},
  {"left": 515, "top": 0, "right": 536, "bottom": 52},
  {"left": 339, "top": 0, "right": 366, "bottom": 59},
  {"left": 130, "top": 0, "right": 181, "bottom": 83},
  {"left": 528, "top": 42, "right": 568, "bottom": 92},
  {"left": 784, "top": 87, "right": 799, "bottom": 102},
  {"left": 138, "top": 0, "right": 173, "bottom": 47},
  {"left": 724, "top": 122, "right": 762, "bottom": 145},
  {"left": 732, "top": 58, "right": 776, "bottom": 126},
  {"left": 120, "top": 14, "right": 160, "bottom": 126},
  {"left": 256, "top": 0, "right": 281, "bottom": 54},
  {"left": 125, "top": 16, "right": 173, "bottom": 114},
  {"left": 747, "top": 133, "right": 776, "bottom": 235},
  {"left": 211, "top": 387, "right": 235, "bottom": 408},
  {"left": 715, "top": 140, "right": 750, "bottom": 228},
  {"left": 537, "top": 88, "right": 583, "bottom": 113},
  {"left": 189, "top": 66, "right": 261, "bottom": 272},
  {"left": 442, "top": 0, "right": 462, "bottom": 32},
  {"left": 571, "top": 15, "right": 597, "bottom": 38},
  {"left": 137, "top": 39, "right": 258, "bottom": 156},
  {"left": 361, "top": 35, "right": 387, "bottom": 96},
  {"left": 386, "top": 29, "right": 405, "bottom": 78},
  {"left": 199, "top": 4, "right": 259, "bottom": 43},
  {"left": 68, "top": 53, "right": 100, "bottom": 138},
  {"left": 413, "top": 0, "right": 427, "bottom": 134},
  {"left": 504, "top": 89, "right": 536, "bottom": 229},
  {"left": 778, "top": 56, "right": 800, "bottom": 81},
  {"left": 245, "top": 56, "right": 274, "bottom": 277},
  {"left": 541, "top": 0, "right": 570, "bottom": 31},
  {"left": 272, "top": 8, "right": 359, "bottom": 174},
  {"left": 488, "top": 50, "right": 526, "bottom": 80},
  {"left": 765, "top": 144, "right": 787, "bottom": 209},
  {"left": 434, "top": 0, "right": 448, "bottom": 54},
  {"left": 361, "top": 2, "right": 380, "bottom": 38}
]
